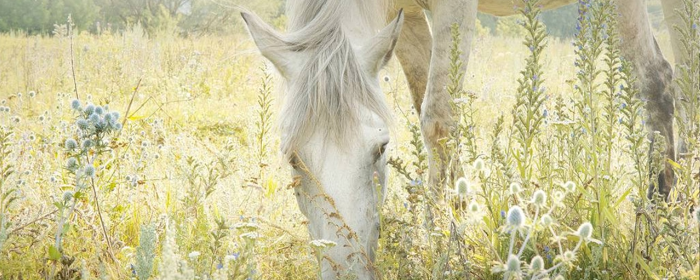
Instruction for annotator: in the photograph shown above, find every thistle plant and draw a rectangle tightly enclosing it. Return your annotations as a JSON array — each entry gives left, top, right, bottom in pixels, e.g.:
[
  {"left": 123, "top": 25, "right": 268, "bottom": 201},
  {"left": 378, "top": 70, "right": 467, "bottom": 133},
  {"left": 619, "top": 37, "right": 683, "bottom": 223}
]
[{"left": 52, "top": 99, "right": 122, "bottom": 268}]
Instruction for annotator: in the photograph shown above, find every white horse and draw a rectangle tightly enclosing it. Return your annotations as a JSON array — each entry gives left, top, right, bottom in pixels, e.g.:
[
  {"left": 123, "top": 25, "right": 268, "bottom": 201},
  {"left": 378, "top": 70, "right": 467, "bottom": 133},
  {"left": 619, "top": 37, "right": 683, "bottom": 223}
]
[{"left": 242, "top": 0, "right": 682, "bottom": 278}]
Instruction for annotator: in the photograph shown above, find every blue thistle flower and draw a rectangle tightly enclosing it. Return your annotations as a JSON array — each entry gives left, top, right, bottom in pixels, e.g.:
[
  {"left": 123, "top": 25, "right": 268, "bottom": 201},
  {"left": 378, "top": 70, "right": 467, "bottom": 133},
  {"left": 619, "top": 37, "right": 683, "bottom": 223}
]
[
  {"left": 76, "top": 119, "right": 89, "bottom": 130},
  {"left": 500, "top": 210, "right": 506, "bottom": 219},
  {"left": 94, "top": 106, "right": 104, "bottom": 115},
  {"left": 71, "top": 99, "right": 81, "bottom": 110},
  {"left": 82, "top": 139, "right": 93, "bottom": 149},
  {"left": 89, "top": 113, "right": 100, "bottom": 123},
  {"left": 84, "top": 104, "right": 95, "bottom": 115},
  {"left": 113, "top": 122, "right": 123, "bottom": 131},
  {"left": 66, "top": 157, "right": 78, "bottom": 170},
  {"left": 84, "top": 165, "right": 96, "bottom": 177},
  {"left": 65, "top": 139, "right": 78, "bottom": 150}
]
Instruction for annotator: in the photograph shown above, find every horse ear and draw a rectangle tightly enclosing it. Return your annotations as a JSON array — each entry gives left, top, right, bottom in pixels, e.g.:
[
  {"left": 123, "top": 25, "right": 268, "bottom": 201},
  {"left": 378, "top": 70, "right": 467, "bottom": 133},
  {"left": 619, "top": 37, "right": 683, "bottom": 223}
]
[
  {"left": 361, "top": 9, "right": 404, "bottom": 74},
  {"left": 241, "top": 12, "right": 292, "bottom": 76}
]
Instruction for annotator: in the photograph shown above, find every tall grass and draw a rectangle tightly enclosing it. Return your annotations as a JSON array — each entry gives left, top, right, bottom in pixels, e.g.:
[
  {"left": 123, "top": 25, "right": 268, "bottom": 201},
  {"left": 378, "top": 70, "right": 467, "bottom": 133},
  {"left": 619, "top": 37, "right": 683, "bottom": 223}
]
[{"left": 0, "top": 2, "right": 698, "bottom": 279}]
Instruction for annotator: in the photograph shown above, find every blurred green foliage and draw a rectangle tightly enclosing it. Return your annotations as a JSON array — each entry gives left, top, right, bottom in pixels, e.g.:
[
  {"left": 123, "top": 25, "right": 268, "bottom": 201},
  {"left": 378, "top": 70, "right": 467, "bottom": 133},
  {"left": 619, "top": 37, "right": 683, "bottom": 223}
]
[{"left": 0, "top": 0, "right": 284, "bottom": 35}]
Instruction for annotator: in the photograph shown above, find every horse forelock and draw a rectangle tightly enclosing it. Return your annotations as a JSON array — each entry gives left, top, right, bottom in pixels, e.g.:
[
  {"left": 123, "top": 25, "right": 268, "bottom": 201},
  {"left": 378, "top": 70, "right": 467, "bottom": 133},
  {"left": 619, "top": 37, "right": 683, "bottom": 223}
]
[{"left": 279, "top": 0, "right": 392, "bottom": 156}]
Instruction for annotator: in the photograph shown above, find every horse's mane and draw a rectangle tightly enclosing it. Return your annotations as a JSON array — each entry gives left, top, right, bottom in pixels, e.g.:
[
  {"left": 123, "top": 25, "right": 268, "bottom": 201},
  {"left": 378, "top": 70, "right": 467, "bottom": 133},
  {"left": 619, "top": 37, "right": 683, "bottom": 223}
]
[{"left": 277, "top": 0, "right": 392, "bottom": 155}]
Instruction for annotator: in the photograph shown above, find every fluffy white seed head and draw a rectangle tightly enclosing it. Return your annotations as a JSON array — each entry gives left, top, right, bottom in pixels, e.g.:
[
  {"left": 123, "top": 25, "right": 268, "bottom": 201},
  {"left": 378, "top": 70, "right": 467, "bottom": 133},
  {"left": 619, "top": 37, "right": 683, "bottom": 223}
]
[
  {"left": 529, "top": 255, "right": 544, "bottom": 272},
  {"left": 541, "top": 214, "right": 553, "bottom": 227},
  {"left": 469, "top": 200, "right": 480, "bottom": 213},
  {"left": 507, "top": 206, "right": 525, "bottom": 228},
  {"left": 473, "top": 158, "right": 485, "bottom": 172},
  {"left": 506, "top": 254, "right": 520, "bottom": 272},
  {"left": 531, "top": 190, "right": 547, "bottom": 206},
  {"left": 562, "top": 181, "right": 576, "bottom": 193},
  {"left": 577, "top": 222, "right": 593, "bottom": 240},
  {"left": 509, "top": 182, "right": 522, "bottom": 195},
  {"left": 455, "top": 177, "right": 471, "bottom": 196}
]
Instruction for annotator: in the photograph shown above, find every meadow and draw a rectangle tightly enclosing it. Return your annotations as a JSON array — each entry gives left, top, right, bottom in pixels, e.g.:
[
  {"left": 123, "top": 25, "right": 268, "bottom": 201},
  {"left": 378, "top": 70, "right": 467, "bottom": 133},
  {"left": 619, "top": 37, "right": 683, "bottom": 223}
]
[{"left": 0, "top": 1, "right": 699, "bottom": 279}]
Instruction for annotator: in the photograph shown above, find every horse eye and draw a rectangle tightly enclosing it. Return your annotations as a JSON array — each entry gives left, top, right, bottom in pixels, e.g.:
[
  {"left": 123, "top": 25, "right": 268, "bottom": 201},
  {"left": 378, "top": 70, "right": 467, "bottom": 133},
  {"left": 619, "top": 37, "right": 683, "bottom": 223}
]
[{"left": 374, "top": 142, "right": 389, "bottom": 162}]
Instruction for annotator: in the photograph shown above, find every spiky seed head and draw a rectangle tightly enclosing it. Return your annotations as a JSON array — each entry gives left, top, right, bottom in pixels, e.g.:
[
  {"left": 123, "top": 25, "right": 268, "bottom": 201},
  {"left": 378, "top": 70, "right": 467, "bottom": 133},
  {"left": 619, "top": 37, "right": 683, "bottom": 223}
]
[
  {"left": 509, "top": 182, "right": 522, "bottom": 195},
  {"left": 89, "top": 113, "right": 100, "bottom": 123},
  {"left": 473, "top": 158, "right": 485, "bottom": 172},
  {"left": 84, "top": 104, "right": 95, "bottom": 115},
  {"left": 553, "top": 190, "right": 565, "bottom": 202},
  {"left": 111, "top": 111, "right": 120, "bottom": 120},
  {"left": 531, "top": 190, "right": 547, "bottom": 206},
  {"left": 113, "top": 122, "right": 123, "bottom": 131},
  {"left": 94, "top": 106, "right": 104, "bottom": 115},
  {"left": 62, "top": 191, "right": 74, "bottom": 202},
  {"left": 541, "top": 214, "right": 553, "bottom": 227},
  {"left": 562, "top": 181, "right": 576, "bottom": 193},
  {"left": 76, "top": 119, "right": 89, "bottom": 130},
  {"left": 82, "top": 139, "right": 93, "bottom": 149},
  {"left": 84, "top": 165, "right": 96, "bottom": 177},
  {"left": 506, "top": 254, "right": 520, "bottom": 272},
  {"left": 66, "top": 157, "right": 78, "bottom": 170},
  {"left": 469, "top": 200, "right": 480, "bottom": 213},
  {"left": 507, "top": 206, "right": 525, "bottom": 228},
  {"left": 577, "top": 222, "right": 593, "bottom": 240},
  {"left": 529, "top": 255, "right": 544, "bottom": 272},
  {"left": 71, "top": 99, "right": 81, "bottom": 110},
  {"left": 455, "top": 177, "right": 470, "bottom": 196},
  {"left": 65, "top": 139, "right": 78, "bottom": 150}
]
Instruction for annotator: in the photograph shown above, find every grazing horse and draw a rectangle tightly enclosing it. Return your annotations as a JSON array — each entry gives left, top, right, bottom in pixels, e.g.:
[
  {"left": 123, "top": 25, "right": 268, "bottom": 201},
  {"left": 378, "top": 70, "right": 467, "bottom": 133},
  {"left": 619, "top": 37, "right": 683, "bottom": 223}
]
[{"left": 243, "top": 0, "right": 682, "bottom": 278}]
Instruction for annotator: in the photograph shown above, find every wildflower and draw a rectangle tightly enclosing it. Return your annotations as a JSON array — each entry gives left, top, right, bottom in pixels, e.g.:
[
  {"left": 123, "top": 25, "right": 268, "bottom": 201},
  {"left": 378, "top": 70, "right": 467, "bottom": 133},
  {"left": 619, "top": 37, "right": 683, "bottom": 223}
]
[
  {"left": 528, "top": 255, "right": 544, "bottom": 273},
  {"left": 89, "top": 113, "right": 100, "bottom": 123},
  {"left": 508, "top": 182, "right": 523, "bottom": 195},
  {"left": 95, "top": 106, "right": 104, "bottom": 115},
  {"left": 473, "top": 158, "right": 485, "bottom": 172},
  {"left": 562, "top": 181, "right": 576, "bottom": 193},
  {"left": 455, "top": 177, "right": 471, "bottom": 197},
  {"left": 506, "top": 254, "right": 520, "bottom": 273},
  {"left": 507, "top": 206, "right": 525, "bottom": 229},
  {"left": 558, "top": 250, "right": 577, "bottom": 265},
  {"left": 71, "top": 99, "right": 81, "bottom": 110},
  {"left": 188, "top": 251, "right": 201, "bottom": 260},
  {"left": 468, "top": 200, "right": 480, "bottom": 213},
  {"left": 66, "top": 157, "right": 78, "bottom": 170},
  {"left": 113, "top": 122, "right": 123, "bottom": 131},
  {"left": 28, "top": 91, "right": 36, "bottom": 98},
  {"left": 111, "top": 111, "right": 120, "bottom": 121},
  {"left": 65, "top": 139, "right": 78, "bottom": 150},
  {"left": 16, "top": 92, "right": 22, "bottom": 98},
  {"left": 84, "top": 104, "right": 95, "bottom": 115},
  {"left": 82, "top": 139, "right": 93, "bottom": 149},
  {"left": 530, "top": 190, "right": 547, "bottom": 207},
  {"left": 576, "top": 222, "right": 602, "bottom": 244},
  {"left": 541, "top": 214, "right": 553, "bottom": 227},
  {"left": 84, "top": 164, "right": 96, "bottom": 177},
  {"left": 62, "top": 191, "right": 74, "bottom": 202},
  {"left": 76, "top": 119, "right": 89, "bottom": 130},
  {"left": 309, "top": 239, "right": 337, "bottom": 249},
  {"left": 11, "top": 116, "right": 20, "bottom": 123},
  {"left": 500, "top": 210, "right": 506, "bottom": 219}
]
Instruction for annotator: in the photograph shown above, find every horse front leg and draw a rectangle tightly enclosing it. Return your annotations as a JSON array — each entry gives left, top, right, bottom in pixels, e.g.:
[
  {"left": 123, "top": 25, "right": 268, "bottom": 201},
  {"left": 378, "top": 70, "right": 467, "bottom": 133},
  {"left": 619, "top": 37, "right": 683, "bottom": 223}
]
[
  {"left": 616, "top": 0, "right": 676, "bottom": 199},
  {"left": 422, "top": 0, "right": 477, "bottom": 198}
]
